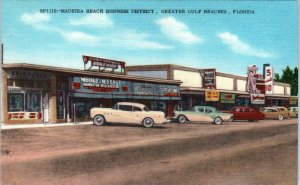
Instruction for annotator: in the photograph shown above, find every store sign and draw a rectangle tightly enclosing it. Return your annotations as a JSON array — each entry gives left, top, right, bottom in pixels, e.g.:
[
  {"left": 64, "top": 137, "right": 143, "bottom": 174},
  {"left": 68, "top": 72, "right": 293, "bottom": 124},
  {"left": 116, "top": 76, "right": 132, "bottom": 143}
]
[
  {"left": 264, "top": 66, "right": 274, "bottom": 94},
  {"left": 220, "top": 93, "right": 235, "bottom": 104},
  {"left": 7, "top": 70, "right": 52, "bottom": 80},
  {"left": 133, "top": 83, "right": 154, "bottom": 95},
  {"left": 8, "top": 112, "right": 42, "bottom": 120},
  {"left": 70, "top": 77, "right": 180, "bottom": 99},
  {"left": 159, "top": 85, "right": 179, "bottom": 97},
  {"left": 205, "top": 90, "right": 220, "bottom": 101},
  {"left": 82, "top": 55, "right": 125, "bottom": 69},
  {"left": 250, "top": 93, "right": 265, "bottom": 104},
  {"left": 246, "top": 65, "right": 263, "bottom": 94},
  {"left": 77, "top": 77, "right": 120, "bottom": 92},
  {"left": 203, "top": 69, "right": 216, "bottom": 89}
]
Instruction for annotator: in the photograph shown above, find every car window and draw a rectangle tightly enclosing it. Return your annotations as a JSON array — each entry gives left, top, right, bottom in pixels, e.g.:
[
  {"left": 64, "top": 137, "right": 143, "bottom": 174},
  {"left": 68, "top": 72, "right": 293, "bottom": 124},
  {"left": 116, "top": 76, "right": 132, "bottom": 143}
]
[
  {"left": 264, "top": 109, "right": 272, "bottom": 112},
  {"left": 133, "top": 106, "right": 142, "bottom": 111},
  {"left": 198, "top": 108, "right": 205, "bottom": 112},
  {"left": 272, "top": 109, "right": 278, "bottom": 112},
  {"left": 143, "top": 106, "right": 149, "bottom": 112},
  {"left": 244, "top": 108, "right": 250, "bottom": 112},
  {"left": 112, "top": 104, "right": 118, "bottom": 110},
  {"left": 250, "top": 108, "right": 256, "bottom": 112},
  {"left": 231, "top": 108, "right": 238, "bottom": 112},
  {"left": 191, "top": 107, "right": 196, "bottom": 111},
  {"left": 119, "top": 105, "right": 132, "bottom": 111},
  {"left": 205, "top": 109, "right": 212, "bottom": 113}
]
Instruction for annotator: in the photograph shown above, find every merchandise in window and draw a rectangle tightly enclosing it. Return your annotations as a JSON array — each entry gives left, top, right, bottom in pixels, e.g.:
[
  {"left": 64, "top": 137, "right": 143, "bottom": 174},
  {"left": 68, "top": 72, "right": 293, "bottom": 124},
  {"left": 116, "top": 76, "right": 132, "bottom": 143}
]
[
  {"left": 8, "top": 93, "right": 24, "bottom": 112},
  {"left": 25, "top": 93, "right": 41, "bottom": 112}
]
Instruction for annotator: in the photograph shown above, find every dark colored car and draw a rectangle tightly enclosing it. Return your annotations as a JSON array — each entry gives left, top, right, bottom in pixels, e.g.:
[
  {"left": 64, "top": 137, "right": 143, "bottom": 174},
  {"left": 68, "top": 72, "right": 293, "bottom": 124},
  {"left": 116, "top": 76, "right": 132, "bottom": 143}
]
[{"left": 224, "top": 106, "right": 265, "bottom": 121}]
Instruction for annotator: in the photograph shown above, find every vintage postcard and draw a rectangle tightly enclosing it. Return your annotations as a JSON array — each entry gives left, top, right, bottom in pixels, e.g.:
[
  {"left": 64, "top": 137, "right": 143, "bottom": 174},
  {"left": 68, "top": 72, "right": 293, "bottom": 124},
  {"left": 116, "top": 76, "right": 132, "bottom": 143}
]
[{"left": 1, "top": 0, "right": 298, "bottom": 184}]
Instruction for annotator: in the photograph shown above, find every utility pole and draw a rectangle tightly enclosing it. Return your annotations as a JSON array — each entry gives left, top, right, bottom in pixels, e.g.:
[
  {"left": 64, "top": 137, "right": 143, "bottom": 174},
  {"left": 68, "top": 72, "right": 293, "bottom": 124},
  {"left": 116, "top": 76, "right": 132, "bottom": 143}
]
[{"left": 0, "top": 44, "right": 3, "bottom": 125}]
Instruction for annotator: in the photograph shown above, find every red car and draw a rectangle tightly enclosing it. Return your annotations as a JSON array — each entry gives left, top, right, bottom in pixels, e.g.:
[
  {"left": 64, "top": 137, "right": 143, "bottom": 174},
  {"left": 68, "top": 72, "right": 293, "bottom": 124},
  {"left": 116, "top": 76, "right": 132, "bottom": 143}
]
[{"left": 225, "top": 106, "right": 265, "bottom": 121}]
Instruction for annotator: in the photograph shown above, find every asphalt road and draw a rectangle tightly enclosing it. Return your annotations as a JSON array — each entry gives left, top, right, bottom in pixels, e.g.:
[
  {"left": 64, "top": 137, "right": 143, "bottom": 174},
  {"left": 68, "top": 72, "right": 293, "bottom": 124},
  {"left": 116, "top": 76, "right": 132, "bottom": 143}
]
[{"left": 1, "top": 119, "right": 297, "bottom": 185}]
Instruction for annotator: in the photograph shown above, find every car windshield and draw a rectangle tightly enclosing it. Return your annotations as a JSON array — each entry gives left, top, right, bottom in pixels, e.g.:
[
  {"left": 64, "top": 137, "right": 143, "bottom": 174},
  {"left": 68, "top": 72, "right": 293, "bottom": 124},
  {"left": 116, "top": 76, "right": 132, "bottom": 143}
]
[{"left": 112, "top": 104, "right": 118, "bottom": 110}]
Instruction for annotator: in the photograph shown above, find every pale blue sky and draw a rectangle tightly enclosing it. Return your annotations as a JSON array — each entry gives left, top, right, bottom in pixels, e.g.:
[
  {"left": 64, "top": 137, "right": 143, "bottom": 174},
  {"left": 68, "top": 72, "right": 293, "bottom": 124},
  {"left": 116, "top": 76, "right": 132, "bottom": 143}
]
[{"left": 2, "top": 0, "right": 298, "bottom": 76}]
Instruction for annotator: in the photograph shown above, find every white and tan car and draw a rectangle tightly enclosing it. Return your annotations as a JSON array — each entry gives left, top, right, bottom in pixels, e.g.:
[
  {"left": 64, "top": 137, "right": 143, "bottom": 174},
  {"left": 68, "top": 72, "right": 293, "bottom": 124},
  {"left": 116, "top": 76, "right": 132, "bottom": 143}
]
[{"left": 90, "top": 102, "right": 166, "bottom": 128}]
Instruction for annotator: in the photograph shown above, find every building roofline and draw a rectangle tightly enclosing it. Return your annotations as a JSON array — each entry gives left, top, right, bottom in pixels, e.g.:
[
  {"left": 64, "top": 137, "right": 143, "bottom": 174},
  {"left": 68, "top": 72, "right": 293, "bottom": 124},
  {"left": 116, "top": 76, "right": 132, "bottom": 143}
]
[
  {"left": 126, "top": 64, "right": 291, "bottom": 87},
  {"left": 2, "top": 63, "right": 182, "bottom": 85}
]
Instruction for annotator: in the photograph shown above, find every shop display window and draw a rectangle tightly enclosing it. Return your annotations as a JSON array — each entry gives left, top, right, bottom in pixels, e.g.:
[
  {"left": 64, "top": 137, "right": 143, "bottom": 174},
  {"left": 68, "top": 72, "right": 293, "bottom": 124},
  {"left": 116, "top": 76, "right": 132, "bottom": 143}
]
[
  {"left": 8, "top": 93, "right": 24, "bottom": 112},
  {"left": 25, "top": 93, "right": 41, "bottom": 112}
]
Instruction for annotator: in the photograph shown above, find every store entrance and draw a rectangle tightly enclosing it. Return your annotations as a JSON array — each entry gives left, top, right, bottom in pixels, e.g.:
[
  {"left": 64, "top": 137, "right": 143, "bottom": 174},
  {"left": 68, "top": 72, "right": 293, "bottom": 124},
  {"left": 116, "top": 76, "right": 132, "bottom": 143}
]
[{"left": 42, "top": 91, "right": 49, "bottom": 123}]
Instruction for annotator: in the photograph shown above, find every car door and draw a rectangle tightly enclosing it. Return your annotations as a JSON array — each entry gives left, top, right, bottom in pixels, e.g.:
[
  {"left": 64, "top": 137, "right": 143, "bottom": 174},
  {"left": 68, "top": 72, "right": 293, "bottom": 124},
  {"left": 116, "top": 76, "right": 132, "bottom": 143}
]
[
  {"left": 188, "top": 107, "right": 206, "bottom": 122},
  {"left": 132, "top": 106, "right": 144, "bottom": 123},
  {"left": 117, "top": 105, "right": 136, "bottom": 123},
  {"left": 242, "top": 108, "right": 251, "bottom": 120},
  {"left": 232, "top": 108, "right": 241, "bottom": 120}
]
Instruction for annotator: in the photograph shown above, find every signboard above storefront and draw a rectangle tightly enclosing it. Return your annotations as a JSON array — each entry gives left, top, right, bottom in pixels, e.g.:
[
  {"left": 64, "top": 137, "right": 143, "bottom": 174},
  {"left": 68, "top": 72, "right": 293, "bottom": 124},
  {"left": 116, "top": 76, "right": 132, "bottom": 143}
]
[
  {"left": 203, "top": 69, "right": 216, "bottom": 89},
  {"left": 7, "top": 70, "right": 52, "bottom": 80},
  {"left": 70, "top": 77, "right": 180, "bottom": 100},
  {"left": 82, "top": 55, "right": 126, "bottom": 74},
  {"left": 220, "top": 93, "right": 235, "bottom": 104},
  {"left": 205, "top": 90, "right": 219, "bottom": 101},
  {"left": 250, "top": 93, "right": 265, "bottom": 104}
]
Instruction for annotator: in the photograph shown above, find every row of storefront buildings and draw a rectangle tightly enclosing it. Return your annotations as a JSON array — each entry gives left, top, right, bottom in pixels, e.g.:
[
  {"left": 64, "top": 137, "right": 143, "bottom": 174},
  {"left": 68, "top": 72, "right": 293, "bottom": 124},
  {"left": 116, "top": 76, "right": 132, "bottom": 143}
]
[{"left": 1, "top": 57, "right": 297, "bottom": 124}]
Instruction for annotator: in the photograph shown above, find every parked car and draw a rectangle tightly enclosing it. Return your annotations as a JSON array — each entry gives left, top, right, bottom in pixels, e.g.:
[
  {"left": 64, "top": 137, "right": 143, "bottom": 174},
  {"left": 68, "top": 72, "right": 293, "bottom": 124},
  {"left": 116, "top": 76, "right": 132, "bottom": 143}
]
[
  {"left": 90, "top": 102, "right": 166, "bottom": 128},
  {"left": 288, "top": 107, "right": 298, "bottom": 118},
  {"left": 174, "top": 106, "right": 233, "bottom": 125},
  {"left": 224, "top": 106, "right": 265, "bottom": 121},
  {"left": 261, "top": 107, "right": 289, "bottom": 120}
]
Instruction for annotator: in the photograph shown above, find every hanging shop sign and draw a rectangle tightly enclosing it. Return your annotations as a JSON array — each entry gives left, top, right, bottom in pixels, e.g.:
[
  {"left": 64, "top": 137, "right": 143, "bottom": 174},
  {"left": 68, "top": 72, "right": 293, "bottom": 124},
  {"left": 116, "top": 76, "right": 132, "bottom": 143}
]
[
  {"left": 264, "top": 65, "right": 274, "bottom": 94},
  {"left": 205, "top": 90, "right": 220, "bottom": 101},
  {"left": 220, "top": 93, "right": 235, "bottom": 104},
  {"left": 7, "top": 70, "right": 52, "bottom": 80},
  {"left": 250, "top": 93, "right": 265, "bottom": 104},
  {"left": 203, "top": 69, "right": 216, "bottom": 89}
]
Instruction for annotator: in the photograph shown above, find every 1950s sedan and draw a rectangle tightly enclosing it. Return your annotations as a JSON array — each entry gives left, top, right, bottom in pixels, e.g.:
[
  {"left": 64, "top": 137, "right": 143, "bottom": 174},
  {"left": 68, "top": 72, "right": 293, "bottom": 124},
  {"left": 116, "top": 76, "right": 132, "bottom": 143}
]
[
  {"left": 90, "top": 102, "right": 166, "bottom": 128},
  {"left": 224, "top": 106, "right": 265, "bottom": 121},
  {"left": 174, "top": 106, "right": 233, "bottom": 125}
]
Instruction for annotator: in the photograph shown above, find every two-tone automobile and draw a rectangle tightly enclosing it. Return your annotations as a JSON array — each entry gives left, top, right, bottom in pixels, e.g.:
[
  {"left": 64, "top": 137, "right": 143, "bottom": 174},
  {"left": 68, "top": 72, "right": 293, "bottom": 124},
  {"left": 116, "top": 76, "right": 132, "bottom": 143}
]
[
  {"left": 261, "top": 107, "right": 289, "bottom": 120},
  {"left": 223, "top": 106, "right": 265, "bottom": 121},
  {"left": 174, "top": 106, "right": 233, "bottom": 125},
  {"left": 90, "top": 102, "right": 166, "bottom": 128}
]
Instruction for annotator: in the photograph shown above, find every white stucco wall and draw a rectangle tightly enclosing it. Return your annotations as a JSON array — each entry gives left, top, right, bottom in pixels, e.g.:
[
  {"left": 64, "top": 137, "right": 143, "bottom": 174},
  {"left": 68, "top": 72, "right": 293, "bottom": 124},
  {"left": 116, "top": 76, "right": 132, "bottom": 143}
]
[
  {"left": 216, "top": 76, "right": 234, "bottom": 90},
  {"left": 274, "top": 85, "right": 285, "bottom": 95},
  {"left": 237, "top": 79, "right": 246, "bottom": 92},
  {"left": 174, "top": 70, "right": 202, "bottom": 87},
  {"left": 127, "top": 71, "right": 168, "bottom": 79},
  {"left": 286, "top": 86, "right": 291, "bottom": 95}
]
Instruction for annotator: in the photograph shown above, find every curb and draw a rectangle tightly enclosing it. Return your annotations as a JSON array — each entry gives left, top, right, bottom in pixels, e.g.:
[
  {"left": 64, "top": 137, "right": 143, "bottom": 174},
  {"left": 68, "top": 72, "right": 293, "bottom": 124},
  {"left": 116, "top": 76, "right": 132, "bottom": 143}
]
[{"left": 1, "top": 122, "right": 93, "bottom": 130}]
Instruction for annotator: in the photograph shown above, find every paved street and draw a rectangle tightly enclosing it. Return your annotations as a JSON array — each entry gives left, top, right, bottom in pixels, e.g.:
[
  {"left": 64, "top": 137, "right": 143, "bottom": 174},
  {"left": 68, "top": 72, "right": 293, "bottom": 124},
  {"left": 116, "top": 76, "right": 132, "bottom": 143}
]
[{"left": 1, "top": 119, "right": 297, "bottom": 185}]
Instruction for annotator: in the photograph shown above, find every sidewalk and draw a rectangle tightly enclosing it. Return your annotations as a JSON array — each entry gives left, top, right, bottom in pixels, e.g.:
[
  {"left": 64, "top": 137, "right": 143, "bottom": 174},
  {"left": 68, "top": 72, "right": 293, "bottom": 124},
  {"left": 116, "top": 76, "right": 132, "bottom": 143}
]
[{"left": 1, "top": 122, "right": 93, "bottom": 130}]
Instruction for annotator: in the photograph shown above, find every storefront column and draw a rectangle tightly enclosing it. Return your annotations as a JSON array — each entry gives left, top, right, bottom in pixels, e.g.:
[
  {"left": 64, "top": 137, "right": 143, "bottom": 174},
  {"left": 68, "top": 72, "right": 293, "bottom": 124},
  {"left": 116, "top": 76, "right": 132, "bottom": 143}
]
[
  {"left": 2, "top": 70, "right": 8, "bottom": 124},
  {"left": 49, "top": 75, "right": 57, "bottom": 123}
]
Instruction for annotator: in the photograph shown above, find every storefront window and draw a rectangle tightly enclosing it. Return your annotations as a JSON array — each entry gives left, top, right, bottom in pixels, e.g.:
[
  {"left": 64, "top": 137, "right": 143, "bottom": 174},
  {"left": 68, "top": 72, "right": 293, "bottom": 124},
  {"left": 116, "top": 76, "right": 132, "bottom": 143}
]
[
  {"left": 8, "top": 93, "right": 24, "bottom": 112},
  {"left": 25, "top": 93, "right": 41, "bottom": 112}
]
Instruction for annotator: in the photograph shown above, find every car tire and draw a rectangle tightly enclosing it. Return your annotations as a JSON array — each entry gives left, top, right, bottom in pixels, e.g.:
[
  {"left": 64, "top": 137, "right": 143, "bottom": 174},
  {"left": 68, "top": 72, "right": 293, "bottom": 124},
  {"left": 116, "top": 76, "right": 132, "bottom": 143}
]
[
  {"left": 178, "top": 115, "right": 187, "bottom": 124},
  {"left": 214, "top": 117, "right": 223, "bottom": 125},
  {"left": 93, "top": 115, "right": 106, "bottom": 126},
  {"left": 142, "top": 117, "right": 154, "bottom": 128},
  {"left": 278, "top": 115, "right": 284, "bottom": 121}
]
